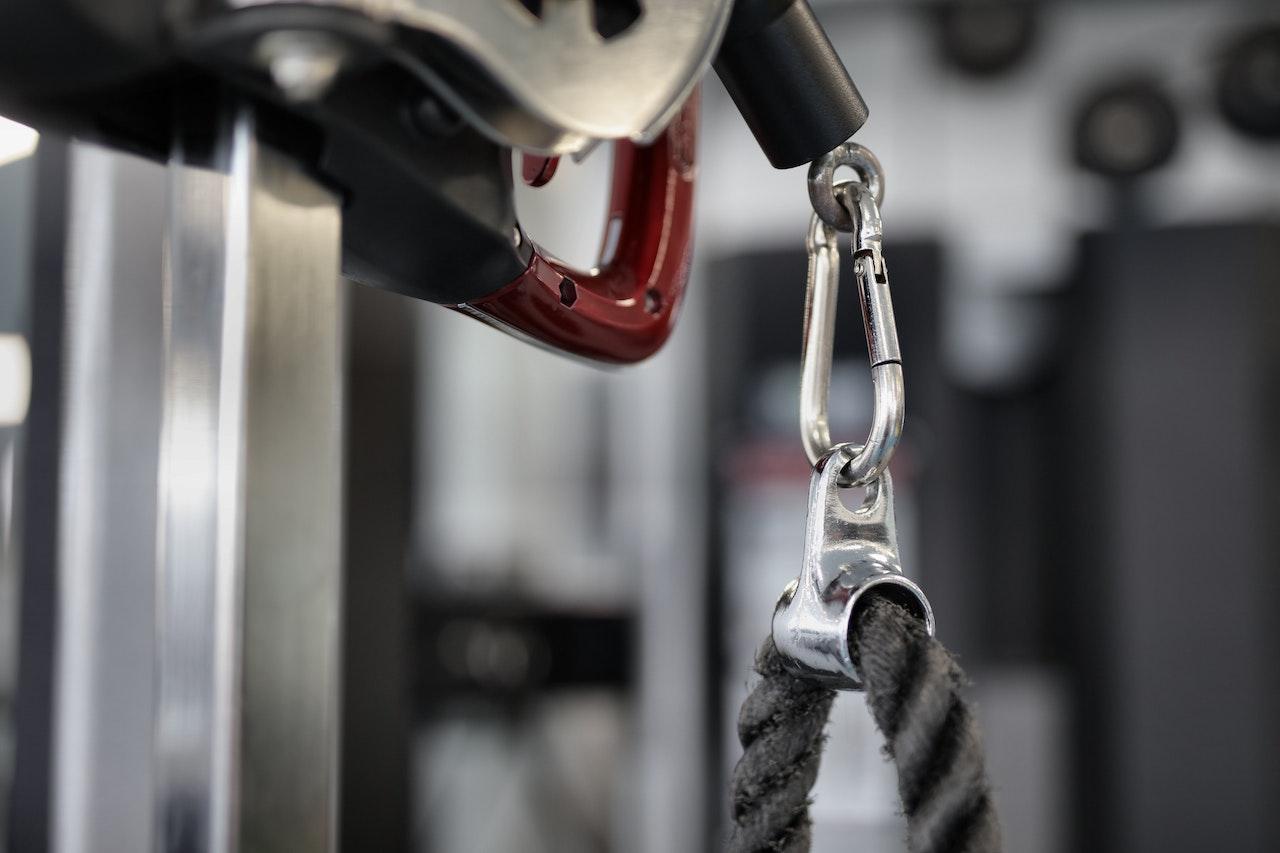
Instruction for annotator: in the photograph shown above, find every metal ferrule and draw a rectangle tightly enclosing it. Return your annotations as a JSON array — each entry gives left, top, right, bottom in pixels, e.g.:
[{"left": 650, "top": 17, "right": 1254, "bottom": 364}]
[{"left": 772, "top": 446, "right": 934, "bottom": 690}]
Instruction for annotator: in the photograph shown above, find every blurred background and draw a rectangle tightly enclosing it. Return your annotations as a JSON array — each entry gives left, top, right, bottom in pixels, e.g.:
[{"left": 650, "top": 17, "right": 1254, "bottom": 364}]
[{"left": 3, "top": 1, "right": 1280, "bottom": 851}]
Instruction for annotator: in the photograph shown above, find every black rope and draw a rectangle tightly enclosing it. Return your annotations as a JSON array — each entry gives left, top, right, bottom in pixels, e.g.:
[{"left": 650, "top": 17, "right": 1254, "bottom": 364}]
[{"left": 727, "top": 597, "right": 1001, "bottom": 853}]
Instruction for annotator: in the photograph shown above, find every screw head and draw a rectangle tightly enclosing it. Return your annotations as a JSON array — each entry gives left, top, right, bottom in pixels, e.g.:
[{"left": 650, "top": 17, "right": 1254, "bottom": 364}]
[{"left": 256, "top": 30, "right": 347, "bottom": 103}]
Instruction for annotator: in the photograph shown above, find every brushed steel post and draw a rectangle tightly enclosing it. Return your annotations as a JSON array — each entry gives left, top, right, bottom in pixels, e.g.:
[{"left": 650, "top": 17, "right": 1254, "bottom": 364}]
[
  {"left": 12, "top": 111, "right": 345, "bottom": 853},
  {"left": 154, "top": 110, "right": 345, "bottom": 853}
]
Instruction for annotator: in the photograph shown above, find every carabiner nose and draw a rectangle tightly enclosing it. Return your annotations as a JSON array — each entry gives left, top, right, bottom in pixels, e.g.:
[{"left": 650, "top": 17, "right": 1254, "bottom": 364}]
[{"left": 799, "top": 180, "right": 903, "bottom": 488}]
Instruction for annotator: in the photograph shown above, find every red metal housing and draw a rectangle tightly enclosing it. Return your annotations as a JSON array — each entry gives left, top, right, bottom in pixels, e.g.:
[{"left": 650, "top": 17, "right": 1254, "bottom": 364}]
[{"left": 464, "top": 93, "right": 698, "bottom": 364}]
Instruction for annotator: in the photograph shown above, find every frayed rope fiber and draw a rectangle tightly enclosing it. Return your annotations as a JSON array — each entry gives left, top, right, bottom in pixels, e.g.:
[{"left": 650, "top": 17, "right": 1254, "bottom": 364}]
[{"left": 727, "top": 597, "right": 1001, "bottom": 853}]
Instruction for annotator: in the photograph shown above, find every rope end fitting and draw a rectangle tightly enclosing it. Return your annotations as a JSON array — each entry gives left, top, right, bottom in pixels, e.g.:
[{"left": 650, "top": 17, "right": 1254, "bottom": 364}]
[{"left": 772, "top": 446, "right": 934, "bottom": 690}]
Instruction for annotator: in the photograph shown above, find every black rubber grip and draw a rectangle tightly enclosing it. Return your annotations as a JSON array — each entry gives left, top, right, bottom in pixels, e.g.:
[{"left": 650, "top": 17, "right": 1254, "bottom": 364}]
[{"left": 714, "top": 0, "right": 869, "bottom": 169}]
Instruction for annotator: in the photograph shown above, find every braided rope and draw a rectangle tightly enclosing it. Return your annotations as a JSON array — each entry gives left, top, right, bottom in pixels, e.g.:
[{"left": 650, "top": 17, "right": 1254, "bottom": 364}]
[{"left": 727, "top": 597, "right": 1001, "bottom": 853}]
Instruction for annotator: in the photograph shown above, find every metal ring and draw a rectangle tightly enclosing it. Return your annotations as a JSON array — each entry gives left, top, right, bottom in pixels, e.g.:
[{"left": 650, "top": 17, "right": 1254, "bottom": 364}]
[{"left": 807, "top": 142, "right": 885, "bottom": 232}]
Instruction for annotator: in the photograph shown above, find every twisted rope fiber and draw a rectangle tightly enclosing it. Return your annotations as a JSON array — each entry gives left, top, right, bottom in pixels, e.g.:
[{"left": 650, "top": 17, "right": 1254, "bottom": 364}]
[{"left": 727, "top": 597, "right": 1001, "bottom": 853}]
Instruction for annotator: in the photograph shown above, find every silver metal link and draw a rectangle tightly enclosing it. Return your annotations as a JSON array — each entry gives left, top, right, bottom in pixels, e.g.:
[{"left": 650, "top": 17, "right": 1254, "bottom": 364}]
[
  {"left": 799, "top": 179, "right": 903, "bottom": 487},
  {"left": 807, "top": 142, "right": 885, "bottom": 233}
]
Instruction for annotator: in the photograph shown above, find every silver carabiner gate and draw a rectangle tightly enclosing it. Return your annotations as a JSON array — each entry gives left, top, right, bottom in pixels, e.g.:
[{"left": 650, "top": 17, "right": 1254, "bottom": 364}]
[{"left": 800, "top": 144, "right": 903, "bottom": 487}]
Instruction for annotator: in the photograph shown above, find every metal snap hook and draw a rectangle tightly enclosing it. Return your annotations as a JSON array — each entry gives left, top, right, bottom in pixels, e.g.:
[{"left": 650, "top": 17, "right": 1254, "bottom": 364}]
[
  {"left": 807, "top": 142, "right": 885, "bottom": 233},
  {"left": 800, "top": 180, "right": 903, "bottom": 488}
]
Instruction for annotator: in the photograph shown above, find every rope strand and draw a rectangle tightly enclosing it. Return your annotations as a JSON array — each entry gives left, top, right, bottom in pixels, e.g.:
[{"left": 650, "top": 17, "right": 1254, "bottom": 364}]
[{"left": 727, "top": 597, "right": 1001, "bottom": 853}]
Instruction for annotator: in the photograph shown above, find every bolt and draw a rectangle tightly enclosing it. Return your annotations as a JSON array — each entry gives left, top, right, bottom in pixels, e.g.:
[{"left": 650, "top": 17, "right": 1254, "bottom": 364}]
[
  {"left": 409, "top": 92, "right": 465, "bottom": 137},
  {"left": 255, "top": 30, "right": 347, "bottom": 103}
]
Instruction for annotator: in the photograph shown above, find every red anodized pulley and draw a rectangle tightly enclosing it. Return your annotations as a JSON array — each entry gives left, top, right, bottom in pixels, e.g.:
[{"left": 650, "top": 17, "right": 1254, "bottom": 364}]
[{"left": 461, "top": 91, "right": 699, "bottom": 365}]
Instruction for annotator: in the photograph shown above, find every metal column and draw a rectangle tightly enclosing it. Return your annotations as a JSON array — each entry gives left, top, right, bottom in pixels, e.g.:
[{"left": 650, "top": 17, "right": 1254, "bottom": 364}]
[
  {"left": 153, "top": 111, "right": 345, "bottom": 853},
  {"left": 23, "top": 111, "right": 346, "bottom": 853}
]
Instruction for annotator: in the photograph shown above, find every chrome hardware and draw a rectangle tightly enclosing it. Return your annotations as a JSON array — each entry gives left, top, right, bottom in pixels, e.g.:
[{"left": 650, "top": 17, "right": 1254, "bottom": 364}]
[
  {"left": 800, "top": 180, "right": 902, "bottom": 488},
  {"left": 772, "top": 445, "right": 934, "bottom": 689},
  {"left": 779, "top": 143, "right": 933, "bottom": 689},
  {"left": 807, "top": 141, "right": 884, "bottom": 233}
]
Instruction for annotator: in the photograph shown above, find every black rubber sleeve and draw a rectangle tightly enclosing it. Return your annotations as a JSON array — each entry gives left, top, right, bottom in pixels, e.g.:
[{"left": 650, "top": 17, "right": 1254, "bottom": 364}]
[{"left": 713, "top": 0, "right": 869, "bottom": 169}]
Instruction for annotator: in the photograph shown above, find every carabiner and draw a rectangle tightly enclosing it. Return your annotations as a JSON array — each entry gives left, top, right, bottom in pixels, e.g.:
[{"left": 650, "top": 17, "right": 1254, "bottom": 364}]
[{"left": 799, "top": 179, "right": 902, "bottom": 487}]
